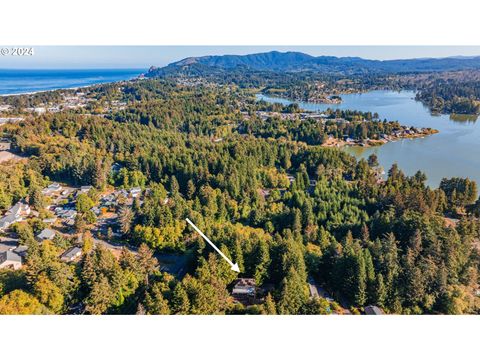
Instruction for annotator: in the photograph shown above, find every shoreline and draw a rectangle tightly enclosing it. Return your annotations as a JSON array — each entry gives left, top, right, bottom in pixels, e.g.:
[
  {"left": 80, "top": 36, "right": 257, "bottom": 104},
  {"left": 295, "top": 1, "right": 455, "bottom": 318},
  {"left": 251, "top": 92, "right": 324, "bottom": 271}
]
[
  {"left": 260, "top": 91, "right": 344, "bottom": 105},
  {"left": 322, "top": 130, "right": 439, "bottom": 148},
  {"left": 0, "top": 71, "right": 144, "bottom": 97}
]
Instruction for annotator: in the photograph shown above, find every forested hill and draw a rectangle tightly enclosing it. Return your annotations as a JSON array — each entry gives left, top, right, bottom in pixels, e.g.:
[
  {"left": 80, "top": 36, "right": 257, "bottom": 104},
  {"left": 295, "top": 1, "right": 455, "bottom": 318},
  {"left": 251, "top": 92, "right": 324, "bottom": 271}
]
[{"left": 146, "top": 51, "right": 480, "bottom": 76}]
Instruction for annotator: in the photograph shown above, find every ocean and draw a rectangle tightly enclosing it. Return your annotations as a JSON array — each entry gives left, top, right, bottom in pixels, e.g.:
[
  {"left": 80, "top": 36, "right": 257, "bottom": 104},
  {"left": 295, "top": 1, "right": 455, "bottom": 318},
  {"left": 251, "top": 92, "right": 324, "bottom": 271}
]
[{"left": 0, "top": 69, "right": 145, "bottom": 95}]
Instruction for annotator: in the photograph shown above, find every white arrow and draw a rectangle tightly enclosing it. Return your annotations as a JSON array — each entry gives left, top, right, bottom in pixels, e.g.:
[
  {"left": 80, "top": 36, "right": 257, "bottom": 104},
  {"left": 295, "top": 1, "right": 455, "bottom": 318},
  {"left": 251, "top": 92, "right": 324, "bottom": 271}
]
[{"left": 186, "top": 218, "right": 240, "bottom": 272}]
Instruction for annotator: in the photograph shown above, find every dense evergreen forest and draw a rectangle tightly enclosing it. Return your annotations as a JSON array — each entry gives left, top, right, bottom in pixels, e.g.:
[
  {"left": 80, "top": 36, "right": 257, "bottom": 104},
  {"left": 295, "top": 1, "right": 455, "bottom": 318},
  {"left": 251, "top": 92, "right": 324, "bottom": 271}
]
[{"left": 1, "top": 79, "right": 480, "bottom": 315}]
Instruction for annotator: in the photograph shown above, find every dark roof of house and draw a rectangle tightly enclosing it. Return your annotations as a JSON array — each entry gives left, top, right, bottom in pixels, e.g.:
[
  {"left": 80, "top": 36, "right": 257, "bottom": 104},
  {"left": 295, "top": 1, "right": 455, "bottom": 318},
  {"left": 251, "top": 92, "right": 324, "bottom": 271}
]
[{"left": 232, "top": 278, "right": 256, "bottom": 295}]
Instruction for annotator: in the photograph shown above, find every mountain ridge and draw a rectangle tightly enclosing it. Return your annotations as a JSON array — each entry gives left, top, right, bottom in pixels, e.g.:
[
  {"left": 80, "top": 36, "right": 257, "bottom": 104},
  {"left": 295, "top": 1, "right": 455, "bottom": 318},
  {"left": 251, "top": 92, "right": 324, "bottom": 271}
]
[{"left": 147, "top": 51, "right": 480, "bottom": 77}]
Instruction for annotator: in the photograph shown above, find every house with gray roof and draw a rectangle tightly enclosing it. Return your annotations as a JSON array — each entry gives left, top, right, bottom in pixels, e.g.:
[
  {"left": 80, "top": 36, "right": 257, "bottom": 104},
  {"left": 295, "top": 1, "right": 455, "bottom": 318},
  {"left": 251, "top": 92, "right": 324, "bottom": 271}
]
[
  {"left": 7, "top": 202, "right": 31, "bottom": 217},
  {"left": 364, "top": 305, "right": 385, "bottom": 315},
  {"left": 0, "top": 250, "right": 22, "bottom": 270},
  {"left": 0, "top": 213, "right": 18, "bottom": 231},
  {"left": 42, "top": 182, "right": 62, "bottom": 195},
  {"left": 60, "top": 246, "right": 82, "bottom": 262},
  {"left": 37, "top": 228, "right": 56, "bottom": 241}
]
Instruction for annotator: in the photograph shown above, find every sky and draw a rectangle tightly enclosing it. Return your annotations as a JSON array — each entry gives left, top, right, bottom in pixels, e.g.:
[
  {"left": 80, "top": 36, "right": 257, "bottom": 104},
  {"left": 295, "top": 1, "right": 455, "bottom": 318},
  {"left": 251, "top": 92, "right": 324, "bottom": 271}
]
[{"left": 1, "top": 46, "right": 480, "bottom": 69}]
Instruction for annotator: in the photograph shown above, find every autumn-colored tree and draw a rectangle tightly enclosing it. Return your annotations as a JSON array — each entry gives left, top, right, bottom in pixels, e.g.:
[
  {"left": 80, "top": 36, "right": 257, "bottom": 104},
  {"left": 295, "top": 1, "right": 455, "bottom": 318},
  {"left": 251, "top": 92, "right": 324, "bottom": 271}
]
[
  {"left": 0, "top": 290, "right": 50, "bottom": 315},
  {"left": 76, "top": 193, "right": 95, "bottom": 213},
  {"left": 33, "top": 274, "right": 65, "bottom": 314},
  {"left": 82, "top": 231, "right": 94, "bottom": 254}
]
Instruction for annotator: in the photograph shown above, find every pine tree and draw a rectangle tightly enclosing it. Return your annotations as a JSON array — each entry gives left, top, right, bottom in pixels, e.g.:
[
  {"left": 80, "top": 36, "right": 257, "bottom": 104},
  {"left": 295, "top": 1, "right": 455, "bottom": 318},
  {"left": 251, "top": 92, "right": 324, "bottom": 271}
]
[
  {"left": 374, "top": 273, "right": 387, "bottom": 308},
  {"left": 264, "top": 293, "right": 277, "bottom": 315},
  {"left": 118, "top": 205, "right": 134, "bottom": 235},
  {"left": 170, "top": 283, "right": 190, "bottom": 314},
  {"left": 137, "top": 243, "right": 158, "bottom": 284},
  {"left": 354, "top": 252, "right": 367, "bottom": 307},
  {"left": 186, "top": 179, "right": 196, "bottom": 199},
  {"left": 292, "top": 208, "right": 302, "bottom": 232},
  {"left": 170, "top": 175, "right": 180, "bottom": 195},
  {"left": 361, "top": 223, "right": 370, "bottom": 245},
  {"left": 277, "top": 267, "right": 308, "bottom": 315},
  {"left": 145, "top": 283, "right": 171, "bottom": 315},
  {"left": 85, "top": 275, "right": 114, "bottom": 315}
]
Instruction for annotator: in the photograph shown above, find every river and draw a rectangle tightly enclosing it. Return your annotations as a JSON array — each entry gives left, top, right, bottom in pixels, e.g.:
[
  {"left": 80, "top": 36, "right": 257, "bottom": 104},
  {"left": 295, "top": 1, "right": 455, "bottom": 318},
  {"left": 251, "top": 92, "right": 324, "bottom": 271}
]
[{"left": 257, "top": 91, "right": 480, "bottom": 188}]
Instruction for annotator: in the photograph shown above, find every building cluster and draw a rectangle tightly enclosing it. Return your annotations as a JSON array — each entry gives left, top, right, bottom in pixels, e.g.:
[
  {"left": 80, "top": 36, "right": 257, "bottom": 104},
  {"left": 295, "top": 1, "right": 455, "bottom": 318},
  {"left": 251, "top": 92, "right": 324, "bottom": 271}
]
[
  {"left": 0, "top": 178, "right": 150, "bottom": 271},
  {"left": 0, "top": 199, "right": 83, "bottom": 270},
  {"left": 242, "top": 110, "right": 328, "bottom": 122},
  {"left": 24, "top": 92, "right": 93, "bottom": 114},
  {"left": 4, "top": 87, "right": 133, "bottom": 116}
]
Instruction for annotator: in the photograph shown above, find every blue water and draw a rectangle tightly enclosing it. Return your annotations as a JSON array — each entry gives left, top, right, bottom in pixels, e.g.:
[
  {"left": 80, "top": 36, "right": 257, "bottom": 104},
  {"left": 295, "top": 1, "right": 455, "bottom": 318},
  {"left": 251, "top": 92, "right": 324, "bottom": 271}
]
[
  {"left": 0, "top": 69, "right": 145, "bottom": 95},
  {"left": 258, "top": 91, "right": 480, "bottom": 187}
]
